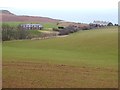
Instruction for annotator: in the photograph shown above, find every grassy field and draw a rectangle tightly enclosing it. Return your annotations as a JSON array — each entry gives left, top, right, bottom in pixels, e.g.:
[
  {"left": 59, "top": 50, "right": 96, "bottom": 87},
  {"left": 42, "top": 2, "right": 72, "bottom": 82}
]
[
  {"left": 28, "top": 30, "right": 41, "bottom": 36},
  {"left": 2, "top": 26, "right": 118, "bottom": 88}
]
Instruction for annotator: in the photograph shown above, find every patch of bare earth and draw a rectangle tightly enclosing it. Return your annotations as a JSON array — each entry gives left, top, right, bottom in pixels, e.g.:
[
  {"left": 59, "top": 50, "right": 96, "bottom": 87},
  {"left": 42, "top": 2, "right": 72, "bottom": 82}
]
[{"left": 2, "top": 61, "right": 118, "bottom": 88}]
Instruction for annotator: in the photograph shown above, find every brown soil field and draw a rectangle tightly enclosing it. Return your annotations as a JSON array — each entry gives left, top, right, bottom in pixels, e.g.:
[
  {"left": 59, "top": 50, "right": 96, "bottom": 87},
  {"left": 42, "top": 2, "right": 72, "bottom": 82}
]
[{"left": 2, "top": 61, "right": 118, "bottom": 88}]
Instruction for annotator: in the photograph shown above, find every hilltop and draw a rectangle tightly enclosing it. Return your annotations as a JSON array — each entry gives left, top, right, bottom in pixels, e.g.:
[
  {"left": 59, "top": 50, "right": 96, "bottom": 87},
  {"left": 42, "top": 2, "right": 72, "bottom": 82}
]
[
  {"left": 0, "top": 10, "right": 61, "bottom": 22},
  {"left": 0, "top": 10, "right": 15, "bottom": 15}
]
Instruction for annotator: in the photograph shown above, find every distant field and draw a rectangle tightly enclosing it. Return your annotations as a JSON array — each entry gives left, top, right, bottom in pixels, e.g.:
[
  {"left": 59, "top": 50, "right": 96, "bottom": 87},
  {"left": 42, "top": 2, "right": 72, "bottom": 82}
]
[{"left": 2, "top": 26, "right": 118, "bottom": 88}]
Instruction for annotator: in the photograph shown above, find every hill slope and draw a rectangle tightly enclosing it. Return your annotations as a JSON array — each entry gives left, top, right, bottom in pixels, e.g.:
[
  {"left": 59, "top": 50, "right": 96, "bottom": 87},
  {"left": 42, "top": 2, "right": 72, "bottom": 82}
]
[
  {"left": 0, "top": 10, "right": 61, "bottom": 22},
  {"left": 3, "top": 26, "right": 118, "bottom": 88},
  {"left": 3, "top": 26, "right": 118, "bottom": 67}
]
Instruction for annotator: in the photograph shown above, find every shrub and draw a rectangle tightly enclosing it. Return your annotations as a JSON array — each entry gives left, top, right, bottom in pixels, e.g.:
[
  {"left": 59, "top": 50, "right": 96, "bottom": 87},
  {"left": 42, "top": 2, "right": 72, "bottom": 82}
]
[{"left": 2, "top": 24, "right": 30, "bottom": 41}]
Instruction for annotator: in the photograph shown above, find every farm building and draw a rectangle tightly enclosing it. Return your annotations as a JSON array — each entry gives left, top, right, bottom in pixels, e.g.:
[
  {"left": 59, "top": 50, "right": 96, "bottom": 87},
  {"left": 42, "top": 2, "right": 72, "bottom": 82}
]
[
  {"left": 20, "top": 24, "right": 43, "bottom": 30},
  {"left": 92, "top": 21, "right": 113, "bottom": 26}
]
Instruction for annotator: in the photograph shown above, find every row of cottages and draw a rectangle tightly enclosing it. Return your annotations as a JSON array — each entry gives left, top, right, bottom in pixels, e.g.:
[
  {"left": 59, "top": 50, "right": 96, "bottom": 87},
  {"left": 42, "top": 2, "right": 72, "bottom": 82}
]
[
  {"left": 20, "top": 24, "right": 43, "bottom": 30},
  {"left": 92, "top": 21, "right": 113, "bottom": 26}
]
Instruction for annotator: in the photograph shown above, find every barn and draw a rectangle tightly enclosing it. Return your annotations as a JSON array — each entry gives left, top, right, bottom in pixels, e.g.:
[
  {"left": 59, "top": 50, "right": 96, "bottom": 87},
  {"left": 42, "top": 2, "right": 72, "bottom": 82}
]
[{"left": 20, "top": 24, "right": 43, "bottom": 30}]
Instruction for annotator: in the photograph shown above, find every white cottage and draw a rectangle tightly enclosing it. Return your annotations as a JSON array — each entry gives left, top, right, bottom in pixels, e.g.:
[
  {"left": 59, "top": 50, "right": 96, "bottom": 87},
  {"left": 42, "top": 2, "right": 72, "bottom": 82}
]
[{"left": 21, "top": 24, "right": 43, "bottom": 30}]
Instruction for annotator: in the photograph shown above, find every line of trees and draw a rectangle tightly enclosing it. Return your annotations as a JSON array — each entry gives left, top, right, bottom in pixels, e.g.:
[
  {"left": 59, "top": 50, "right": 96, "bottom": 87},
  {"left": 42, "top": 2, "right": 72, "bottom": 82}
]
[{"left": 2, "top": 24, "right": 30, "bottom": 41}]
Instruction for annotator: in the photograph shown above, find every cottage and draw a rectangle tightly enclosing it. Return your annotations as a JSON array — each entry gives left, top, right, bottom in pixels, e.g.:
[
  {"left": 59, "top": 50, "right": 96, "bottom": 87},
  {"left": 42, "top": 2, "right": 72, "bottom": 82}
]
[{"left": 20, "top": 24, "right": 43, "bottom": 30}]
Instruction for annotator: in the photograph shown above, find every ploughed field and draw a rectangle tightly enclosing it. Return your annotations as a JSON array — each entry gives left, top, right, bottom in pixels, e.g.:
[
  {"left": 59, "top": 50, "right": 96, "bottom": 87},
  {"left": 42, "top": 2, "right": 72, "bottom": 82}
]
[{"left": 2, "top": 26, "right": 118, "bottom": 88}]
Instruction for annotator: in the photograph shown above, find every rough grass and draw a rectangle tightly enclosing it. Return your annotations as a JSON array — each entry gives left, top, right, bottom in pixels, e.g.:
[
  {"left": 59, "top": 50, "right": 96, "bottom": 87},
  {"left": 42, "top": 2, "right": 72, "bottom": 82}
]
[
  {"left": 2, "top": 26, "right": 118, "bottom": 88},
  {"left": 28, "top": 30, "right": 41, "bottom": 36}
]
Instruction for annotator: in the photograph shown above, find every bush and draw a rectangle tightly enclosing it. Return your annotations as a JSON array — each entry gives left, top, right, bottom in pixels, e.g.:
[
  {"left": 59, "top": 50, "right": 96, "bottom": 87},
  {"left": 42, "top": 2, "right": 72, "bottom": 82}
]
[
  {"left": 82, "top": 26, "right": 90, "bottom": 30},
  {"left": 58, "top": 25, "right": 79, "bottom": 35},
  {"left": 59, "top": 29, "right": 70, "bottom": 35},
  {"left": 2, "top": 24, "right": 30, "bottom": 41}
]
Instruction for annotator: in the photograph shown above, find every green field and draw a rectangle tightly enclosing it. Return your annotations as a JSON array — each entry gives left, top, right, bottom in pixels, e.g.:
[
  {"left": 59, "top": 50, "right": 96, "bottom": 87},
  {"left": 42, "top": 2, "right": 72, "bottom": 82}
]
[{"left": 2, "top": 26, "right": 118, "bottom": 88}]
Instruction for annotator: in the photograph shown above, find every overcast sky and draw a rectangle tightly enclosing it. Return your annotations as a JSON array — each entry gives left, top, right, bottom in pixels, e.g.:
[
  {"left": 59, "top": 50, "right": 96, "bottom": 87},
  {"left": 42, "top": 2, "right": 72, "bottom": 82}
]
[{"left": 0, "top": 0, "right": 119, "bottom": 24}]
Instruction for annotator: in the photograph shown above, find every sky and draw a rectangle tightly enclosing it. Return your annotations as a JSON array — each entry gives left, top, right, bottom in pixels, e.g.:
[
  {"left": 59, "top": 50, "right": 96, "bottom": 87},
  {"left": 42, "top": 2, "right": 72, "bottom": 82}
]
[{"left": 0, "top": 0, "right": 119, "bottom": 24}]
